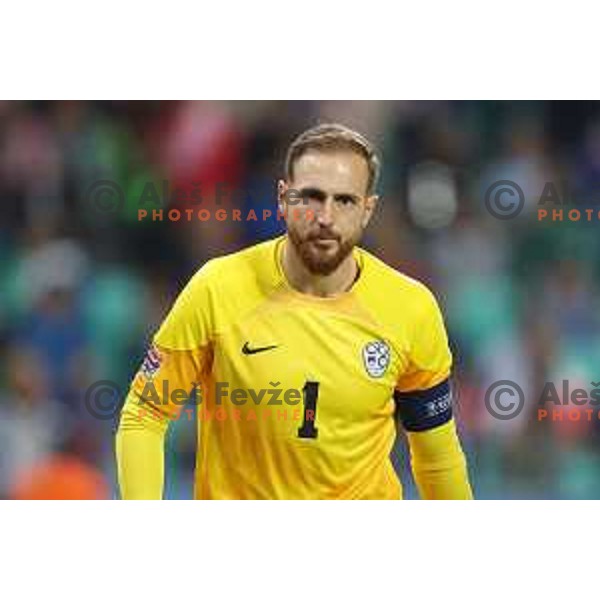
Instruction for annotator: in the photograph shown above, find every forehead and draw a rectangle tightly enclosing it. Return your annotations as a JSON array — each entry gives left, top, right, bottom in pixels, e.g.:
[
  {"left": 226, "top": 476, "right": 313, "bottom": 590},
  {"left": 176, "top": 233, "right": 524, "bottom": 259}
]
[{"left": 290, "top": 149, "right": 370, "bottom": 195}]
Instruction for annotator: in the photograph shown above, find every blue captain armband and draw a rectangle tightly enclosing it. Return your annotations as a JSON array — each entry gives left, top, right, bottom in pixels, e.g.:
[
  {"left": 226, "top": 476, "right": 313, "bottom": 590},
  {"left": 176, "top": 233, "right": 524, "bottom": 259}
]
[{"left": 394, "top": 379, "right": 453, "bottom": 432}]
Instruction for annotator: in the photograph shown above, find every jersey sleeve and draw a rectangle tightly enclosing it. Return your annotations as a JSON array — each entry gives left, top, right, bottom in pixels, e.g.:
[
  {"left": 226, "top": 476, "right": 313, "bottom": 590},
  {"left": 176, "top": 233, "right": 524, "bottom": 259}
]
[
  {"left": 393, "top": 286, "right": 454, "bottom": 433},
  {"left": 116, "top": 262, "right": 217, "bottom": 499},
  {"left": 395, "top": 285, "right": 452, "bottom": 393},
  {"left": 393, "top": 286, "right": 472, "bottom": 499},
  {"left": 129, "top": 261, "right": 216, "bottom": 420}
]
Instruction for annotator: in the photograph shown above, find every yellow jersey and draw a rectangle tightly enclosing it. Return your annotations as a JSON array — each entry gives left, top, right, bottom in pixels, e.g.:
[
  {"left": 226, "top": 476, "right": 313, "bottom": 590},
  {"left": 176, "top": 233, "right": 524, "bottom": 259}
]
[{"left": 119, "top": 235, "right": 470, "bottom": 499}]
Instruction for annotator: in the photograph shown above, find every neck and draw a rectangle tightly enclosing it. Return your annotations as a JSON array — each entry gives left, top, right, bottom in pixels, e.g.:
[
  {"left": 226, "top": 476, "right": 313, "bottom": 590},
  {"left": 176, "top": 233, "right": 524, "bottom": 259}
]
[{"left": 281, "top": 236, "right": 358, "bottom": 297}]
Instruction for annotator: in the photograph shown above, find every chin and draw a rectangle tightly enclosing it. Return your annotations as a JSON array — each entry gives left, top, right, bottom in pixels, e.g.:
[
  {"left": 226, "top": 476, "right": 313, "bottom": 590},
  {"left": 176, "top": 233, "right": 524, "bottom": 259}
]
[
  {"left": 288, "top": 228, "right": 362, "bottom": 276},
  {"left": 301, "top": 246, "right": 348, "bottom": 276}
]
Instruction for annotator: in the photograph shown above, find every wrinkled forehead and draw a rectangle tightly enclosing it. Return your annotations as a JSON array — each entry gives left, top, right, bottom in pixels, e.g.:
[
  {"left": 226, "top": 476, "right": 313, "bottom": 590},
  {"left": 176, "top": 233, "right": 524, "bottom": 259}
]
[{"left": 289, "top": 149, "right": 370, "bottom": 196}]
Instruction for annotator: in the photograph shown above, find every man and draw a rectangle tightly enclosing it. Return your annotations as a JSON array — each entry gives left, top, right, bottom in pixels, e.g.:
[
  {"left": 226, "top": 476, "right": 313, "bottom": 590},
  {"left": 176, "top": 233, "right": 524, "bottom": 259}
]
[{"left": 116, "top": 123, "right": 473, "bottom": 499}]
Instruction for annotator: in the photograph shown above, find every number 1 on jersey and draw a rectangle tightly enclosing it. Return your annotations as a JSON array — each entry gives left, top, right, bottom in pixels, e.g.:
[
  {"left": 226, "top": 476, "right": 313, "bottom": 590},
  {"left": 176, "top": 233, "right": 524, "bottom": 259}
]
[{"left": 298, "top": 381, "right": 319, "bottom": 439}]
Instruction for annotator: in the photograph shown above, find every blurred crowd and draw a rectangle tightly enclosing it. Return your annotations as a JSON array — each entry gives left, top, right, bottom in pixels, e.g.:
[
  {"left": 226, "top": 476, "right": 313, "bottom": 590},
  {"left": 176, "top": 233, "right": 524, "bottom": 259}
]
[{"left": 1, "top": 100, "right": 600, "bottom": 499}]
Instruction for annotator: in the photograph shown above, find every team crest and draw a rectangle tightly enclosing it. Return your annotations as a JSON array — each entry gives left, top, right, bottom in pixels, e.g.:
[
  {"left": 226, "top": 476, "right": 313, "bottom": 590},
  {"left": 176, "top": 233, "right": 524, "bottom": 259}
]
[
  {"left": 140, "top": 344, "right": 163, "bottom": 380},
  {"left": 362, "top": 340, "right": 390, "bottom": 378}
]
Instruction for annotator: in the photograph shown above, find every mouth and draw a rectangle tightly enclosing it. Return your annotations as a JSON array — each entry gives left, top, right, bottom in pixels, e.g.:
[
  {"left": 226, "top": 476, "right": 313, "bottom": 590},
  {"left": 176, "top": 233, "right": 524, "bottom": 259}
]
[
  {"left": 308, "top": 231, "right": 339, "bottom": 242},
  {"left": 309, "top": 237, "right": 338, "bottom": 249}
]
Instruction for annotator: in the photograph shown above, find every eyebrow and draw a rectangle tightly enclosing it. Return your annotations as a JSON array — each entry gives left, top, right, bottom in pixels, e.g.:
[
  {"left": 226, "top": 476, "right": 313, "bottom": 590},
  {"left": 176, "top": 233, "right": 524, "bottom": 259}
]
[
  {"left": 299, "top": 187, "right": 327, "bottom": 202},
  {"left": 299, "top": 187, "right": 360, "bottom": 203}
]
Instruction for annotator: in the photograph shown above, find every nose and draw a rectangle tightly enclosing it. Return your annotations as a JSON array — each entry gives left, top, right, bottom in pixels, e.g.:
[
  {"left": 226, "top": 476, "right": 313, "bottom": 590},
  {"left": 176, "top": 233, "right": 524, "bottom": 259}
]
[{"left": 315, "top": 197, "right": 334, "bottom": 227}]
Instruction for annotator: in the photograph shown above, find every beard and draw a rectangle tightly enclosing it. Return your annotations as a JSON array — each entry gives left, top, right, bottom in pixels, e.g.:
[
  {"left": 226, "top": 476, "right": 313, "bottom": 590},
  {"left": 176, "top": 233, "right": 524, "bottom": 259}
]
[{"left": 287, "top": 225, "right": 362, "bottom": 276}]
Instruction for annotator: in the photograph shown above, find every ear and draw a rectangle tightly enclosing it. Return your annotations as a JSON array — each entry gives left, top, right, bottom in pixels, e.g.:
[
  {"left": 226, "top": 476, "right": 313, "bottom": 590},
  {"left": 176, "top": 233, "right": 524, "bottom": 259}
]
[
  {"left": 277, "top": 179, "right": 289, "bottom": 214},
  {"left": 361, "top": 194, "right": 379, "bottom": 228}
]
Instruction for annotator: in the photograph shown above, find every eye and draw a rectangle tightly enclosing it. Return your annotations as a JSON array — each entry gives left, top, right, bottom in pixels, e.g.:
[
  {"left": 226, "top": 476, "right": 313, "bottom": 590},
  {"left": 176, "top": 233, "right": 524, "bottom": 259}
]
[{"left": 335, "top": 195, "right": 357, "bottom": 206}]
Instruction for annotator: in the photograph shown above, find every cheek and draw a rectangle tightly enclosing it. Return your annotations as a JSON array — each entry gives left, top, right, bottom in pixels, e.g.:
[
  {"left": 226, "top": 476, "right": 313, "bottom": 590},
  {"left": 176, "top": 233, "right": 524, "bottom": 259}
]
[{"left": 339, "top": 209, "right": 365, "bottom": 234}]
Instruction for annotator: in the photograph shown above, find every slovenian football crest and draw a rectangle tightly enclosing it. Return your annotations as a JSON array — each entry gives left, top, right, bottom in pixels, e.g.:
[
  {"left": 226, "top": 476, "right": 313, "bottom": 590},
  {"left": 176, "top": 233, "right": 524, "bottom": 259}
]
[{"left": 362, "top": 340, "right": 390, "bottom": 378}]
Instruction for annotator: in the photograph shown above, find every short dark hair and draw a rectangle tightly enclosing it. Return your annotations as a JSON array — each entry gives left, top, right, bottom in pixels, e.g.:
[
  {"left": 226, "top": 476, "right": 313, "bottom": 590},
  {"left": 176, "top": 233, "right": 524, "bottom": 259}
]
[{"left": 285, "top": 123, "right": 380, "bottom": 195}]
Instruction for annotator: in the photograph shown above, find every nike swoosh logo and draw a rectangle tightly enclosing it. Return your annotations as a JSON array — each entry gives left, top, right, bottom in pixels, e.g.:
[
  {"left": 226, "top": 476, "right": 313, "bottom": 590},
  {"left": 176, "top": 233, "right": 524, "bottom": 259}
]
[{"left": 242, "top": 342, "right": 278, "bottom": 355}]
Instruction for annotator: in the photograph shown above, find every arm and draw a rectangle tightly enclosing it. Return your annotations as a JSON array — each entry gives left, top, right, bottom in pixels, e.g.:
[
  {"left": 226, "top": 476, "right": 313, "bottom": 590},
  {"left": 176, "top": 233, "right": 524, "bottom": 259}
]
[
  {"left": 116, "top": 390, "right": 168, "bottom": 499},
  {"left": 395, "top": 380, "right": 472, "bottom": 500},
  {"left": 116, "top": 264, "right": 215, "bottom": 500},
  {"left": 407, "top": 419, "right": 472, "bottom": 500},
  {"left": 115, "top": 344, "right": 207, "bottom": 499},
  {"left": 395, "top": 286, "right": 473, "bottom": 500}
]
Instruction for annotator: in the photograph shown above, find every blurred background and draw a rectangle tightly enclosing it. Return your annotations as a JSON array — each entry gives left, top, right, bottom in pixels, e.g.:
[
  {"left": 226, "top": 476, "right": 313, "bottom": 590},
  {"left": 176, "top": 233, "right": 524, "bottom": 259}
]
[{"left": 1, "top": 100, "right": 600, "bottom": 499}]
